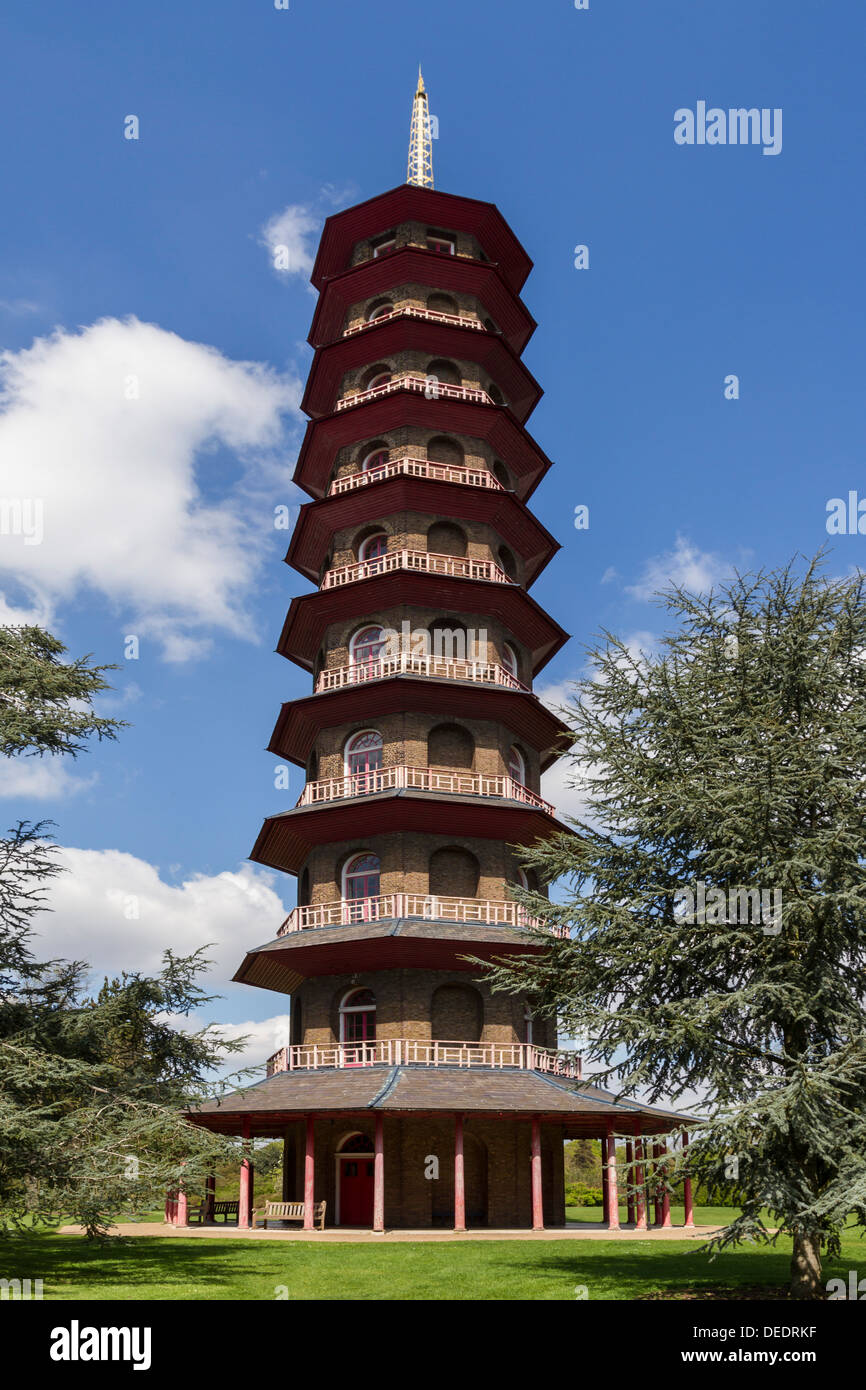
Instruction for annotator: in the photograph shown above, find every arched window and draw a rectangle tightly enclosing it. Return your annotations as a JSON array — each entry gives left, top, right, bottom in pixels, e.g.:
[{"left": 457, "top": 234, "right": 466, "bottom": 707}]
[
  {"left": 427, "top": 358, "right": 460, "bottom": 387},
  {"left": 345, "top": 730, "right": 383, "bottom": 788},
  {"left": 488, "top": 383, "right": 504, "bottom": 406},
  {"left": 426, "top": 230, "right": 456, "bottom": 255},
  {"left": 508, "top": 745, "right": 526, "bottom": 785},
  {"left": 498, "top": 545, "right": 517, "bottom": 581},
  {"left": 516, "top": 868, "right": 529, "bottom": 891},
  {"left": 429, "top": 846, "right": 480, "bottom": 898},
  {"left": 427, "top": 292, "right": 459, "bottom": 317},
  {"left": 337, "top": 1131, "right": 374, "bottom": 1153},
  {"left": 350, "top": 626, "right": 387, "bottom": 674},
  {"left": 358, "top": 532, "right": 388, "bottom": 567},
  {"left": 361, "top": 363, "right": 391, "bottom": 392},
  {"left": 342, "top": 853, "right": 381, "bottom": 919},
  {"left": 427, "top": 521, "right": 467, "bottom": 558},
  {"left": 426, "top": 435, "right": 464, "bottom": 467},
  {"left": 361, "top": 446, "right": 389, "bottom": 475},
  {"left": 523, "top": 1004, "right": 534, "bottom": 1045},
  {"left": 339, "top": 988, "right": 377, "bottom": 1046},
  {"left": 502, "top": 643, "right": 519, "bottom": 679},
  {"left": 372, "top": 234, "right": 396, "bottom": 258},
  {"left": 492, "top": 459, "right": 511, "bottom": 489},
  {"left": 366, "top": 300, "right": 393, "bottom": 323}
]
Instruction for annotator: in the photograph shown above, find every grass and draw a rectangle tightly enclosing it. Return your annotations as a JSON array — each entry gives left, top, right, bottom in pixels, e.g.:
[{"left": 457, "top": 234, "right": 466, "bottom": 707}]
[{"left": 1, "top": 1213, "right": 863, "bottom": 1300}]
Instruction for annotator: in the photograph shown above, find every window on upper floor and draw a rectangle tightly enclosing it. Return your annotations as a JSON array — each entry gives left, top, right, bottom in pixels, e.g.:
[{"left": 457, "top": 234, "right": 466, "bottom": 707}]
[{"left": 426, "top": 230, "right": 456, "bottom": 255}]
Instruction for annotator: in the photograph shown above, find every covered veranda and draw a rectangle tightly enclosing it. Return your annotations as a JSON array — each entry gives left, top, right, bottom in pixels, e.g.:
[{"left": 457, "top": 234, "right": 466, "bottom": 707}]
[{"left": 172, "top": 1069, "right": 698, "bottom": 1235}]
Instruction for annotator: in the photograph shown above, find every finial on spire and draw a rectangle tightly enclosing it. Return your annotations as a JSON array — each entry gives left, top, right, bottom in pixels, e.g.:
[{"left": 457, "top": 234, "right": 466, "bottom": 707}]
[{"left": 407, "top": 67, "right": 434, "bottom": 189}]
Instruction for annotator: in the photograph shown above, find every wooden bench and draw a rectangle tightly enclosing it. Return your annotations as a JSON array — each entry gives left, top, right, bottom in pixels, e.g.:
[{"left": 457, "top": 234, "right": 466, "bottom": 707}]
[
  {"left": 188, "top": 1199, "right": 239, "bottom": 1225},
  {"left": 252, "top": 1200, "right": 327, "bottom": 1231}
]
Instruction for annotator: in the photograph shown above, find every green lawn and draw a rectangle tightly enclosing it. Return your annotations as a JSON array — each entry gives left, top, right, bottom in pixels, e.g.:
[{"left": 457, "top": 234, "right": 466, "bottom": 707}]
[{"left": 1, "top": 1217, "right": 863, "bottom": 1300}]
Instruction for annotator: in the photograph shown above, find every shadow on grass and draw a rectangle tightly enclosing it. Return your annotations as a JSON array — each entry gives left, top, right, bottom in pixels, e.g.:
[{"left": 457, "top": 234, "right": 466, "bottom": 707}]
[{"left": 2, "top": 1230, "right": 863, "bottom": 1302}]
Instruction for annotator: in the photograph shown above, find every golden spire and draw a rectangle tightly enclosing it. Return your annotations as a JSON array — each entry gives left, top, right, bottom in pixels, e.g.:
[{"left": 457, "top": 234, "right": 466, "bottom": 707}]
[{"left": 407, "top": 66, "right": 434, "bottom": 189}]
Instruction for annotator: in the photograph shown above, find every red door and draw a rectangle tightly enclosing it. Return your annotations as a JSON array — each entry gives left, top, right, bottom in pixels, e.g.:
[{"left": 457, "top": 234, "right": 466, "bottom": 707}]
[{"left": 339, "top": 1157, "right": 374, "bottom": 1226}]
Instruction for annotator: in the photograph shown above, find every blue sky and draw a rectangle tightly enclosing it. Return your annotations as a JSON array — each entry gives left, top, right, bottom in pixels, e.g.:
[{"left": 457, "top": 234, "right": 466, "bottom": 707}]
[{"left": 1, "top": 0, "right": 864, "bottom": 1058}]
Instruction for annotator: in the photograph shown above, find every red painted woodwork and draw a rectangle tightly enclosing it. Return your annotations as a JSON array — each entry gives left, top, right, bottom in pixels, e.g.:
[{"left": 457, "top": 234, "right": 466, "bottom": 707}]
[
  {"left": 530, "top": 1117, "right": 543, "bottom": 1231},
  {"left": 634, "top": 1138, "right": 647, "bottom": 1231},
  {"left": 239, "top": 1116, "right": 252, "bottom": 1230},
  {"left": 454, "top": 1114, "right": 466, "bottom": 1232},
  {"left": 286, "top": 478, "right": 558, "bottom": 586},
  {"left": 373, "top": 1113, "right": 385, "bottom": 1233},
  {"left": 250, "top": 792, "right": 568, "bottom": 877},
  {"left": 293, "top": 394, "right": 553, "bottom": 501},
  {"left": 302, "top": 318, "right": 541, "bottom": 423},
  {"left": 339, "top": 1154, "right": 375, "bottom": 1226},
  {"left": 276, "top": 568, "right": 569, "bottom": 675},
  {"left": 304, "top": 1115, "right": 315, "bottom": 1230},
  {"left": 310, "top": 185, "right": 532, "bottom": 292},
  {"left": 310, "top": 249, "right": 536, "bottom": 354},
  {"left": 625, "top": 1140, "right": 636, "bottom": 1225},
  {"left": 268, "top": 681, "right": 568, "bottom": 773}
]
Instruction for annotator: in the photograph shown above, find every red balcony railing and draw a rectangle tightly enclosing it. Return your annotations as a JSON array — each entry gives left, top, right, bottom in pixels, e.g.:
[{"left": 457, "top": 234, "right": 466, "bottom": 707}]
[
  {"left": 315, "top": 651, "right": 528, "bottom": 694},
  {"left": 336, "top": 372, "right": 494, "bottom": 412},
  {"left": 278, "top": 891, "right": 555, "bottom": 935},
  {"left": 266, "top": 1037, "right": 581, "bottom": 1080},
  {"left": 344, "top": 304, "right": 485, "bottom": 336},
  {"left": 295, "top": 764, "right": 553, "bottom": 813},
  {"left": 321, "top": 548, "right": 512, "bottom": 590},
  {"left": 329, "top": 455, "right": 502, "bottom": 496}
]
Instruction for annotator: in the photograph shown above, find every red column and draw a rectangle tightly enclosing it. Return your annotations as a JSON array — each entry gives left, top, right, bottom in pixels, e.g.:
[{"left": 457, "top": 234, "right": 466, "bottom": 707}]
[
  {"left": 653, "top": 1140, "right": 663, "bottom": 1226},
  {"left": 601, "top": 1135, "right": 610, "bottom": 1226},
  {"left": 682, "top": 1130, "right": 695, "bottom": 1228},
  {"left": 239, "top": 1117, "right": 251, "bottom": 1229},
  {"left": 625, "top": 1140, "right": 635, "bottom": 1225},
  {"left": 604, "top": 1126, "right": 620, "bottom": 1231},
  {"left": 634, "top": 1137, "right": 647, "bottom": 1230},
  {"left": 660, "top": 1140, "right": 672, "bottom": 1227},
  {"left": 176, "top": 1175, "right": 189, "bottom": 1227},
  {"left": 454, "top": 1114, "right": 466, "bottom": 1232},
  {"left": 373, "top": 1112, "right": 385, "bottom": 1233},
  {"left": 303, "top": 1115, "right": 315, "bottom": 1230},
  {"left": 530, "top": 1118, "right": 544, "bottom": 1231}
]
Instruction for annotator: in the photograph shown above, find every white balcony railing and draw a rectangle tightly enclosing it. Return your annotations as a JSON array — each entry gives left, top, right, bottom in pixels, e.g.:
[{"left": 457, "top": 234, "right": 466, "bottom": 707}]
[
  {"left": 335, "top": 372, "right": 494, "bottom": 412},
  {"left": 344, "top": 305, "right": 485, "bottom": 336},
  {"left": 295, "top": 764, "right": 553, "bottom": 813},
  {"left": 266, "top": 1037, "right": 581, "bottom": 1080},
  {"left": 329, "top": 455, "right": 502, "bottom": 496},
  {"left": 278, "top": 891, "right": 557, "bottom": 935},
  {"left": 315, "top": 651, "right": 528, "bottom": 694},
  {"left": 321, "top": 548, "right": 512, "bottom": 591}
]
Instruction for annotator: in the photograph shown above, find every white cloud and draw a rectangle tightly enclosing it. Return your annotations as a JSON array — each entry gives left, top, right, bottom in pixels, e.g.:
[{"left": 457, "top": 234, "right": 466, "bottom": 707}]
[
  {"left": 626, "top": 535, "right": 733, "bottom": 602},
  {"left": 34, "top": 848, "right": 291, "bottom": 987},
  {"left": 259, "top": 204, "right": 320, "bottom": 280},
  {"left": 188, "top": 1013, "right": 293, "bottom": 1075},
  {"left": 0, "top": 759, "right": 98, "bottom": 800},
  {"left": 0, "top": 317, "right": 302, "bottom": 660}
]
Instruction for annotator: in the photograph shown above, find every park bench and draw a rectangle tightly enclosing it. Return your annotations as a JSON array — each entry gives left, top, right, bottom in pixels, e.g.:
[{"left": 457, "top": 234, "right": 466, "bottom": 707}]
[
  {"left": 252, "top": 1200, "right": 327, "bottom": 1231},
  {"left": 188, "top": 1199, "right": 239, "bottom": 1225}
]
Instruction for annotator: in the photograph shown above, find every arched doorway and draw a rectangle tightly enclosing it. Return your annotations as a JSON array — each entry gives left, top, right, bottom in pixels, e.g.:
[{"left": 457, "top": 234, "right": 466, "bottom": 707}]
[{"left": 336, "top": 1132, "right": 375, "bottom": 1227}]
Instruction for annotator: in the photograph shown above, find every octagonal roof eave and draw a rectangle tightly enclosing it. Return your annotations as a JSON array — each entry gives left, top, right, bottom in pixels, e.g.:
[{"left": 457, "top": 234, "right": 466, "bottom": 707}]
[{"left": 310, "top": 184, "right": 533, "bottom": 293}]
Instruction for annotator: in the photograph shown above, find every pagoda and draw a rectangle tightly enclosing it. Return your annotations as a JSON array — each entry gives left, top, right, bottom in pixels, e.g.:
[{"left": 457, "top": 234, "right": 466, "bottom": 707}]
[{"left": 186, "top": 73, "right": 693, "bottom": 1232}]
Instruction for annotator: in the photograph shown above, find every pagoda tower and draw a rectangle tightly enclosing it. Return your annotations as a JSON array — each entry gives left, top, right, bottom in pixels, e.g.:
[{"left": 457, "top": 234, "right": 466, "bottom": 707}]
[{"left": 189, "top": 75, "right": 689, "bottom": 1232}]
